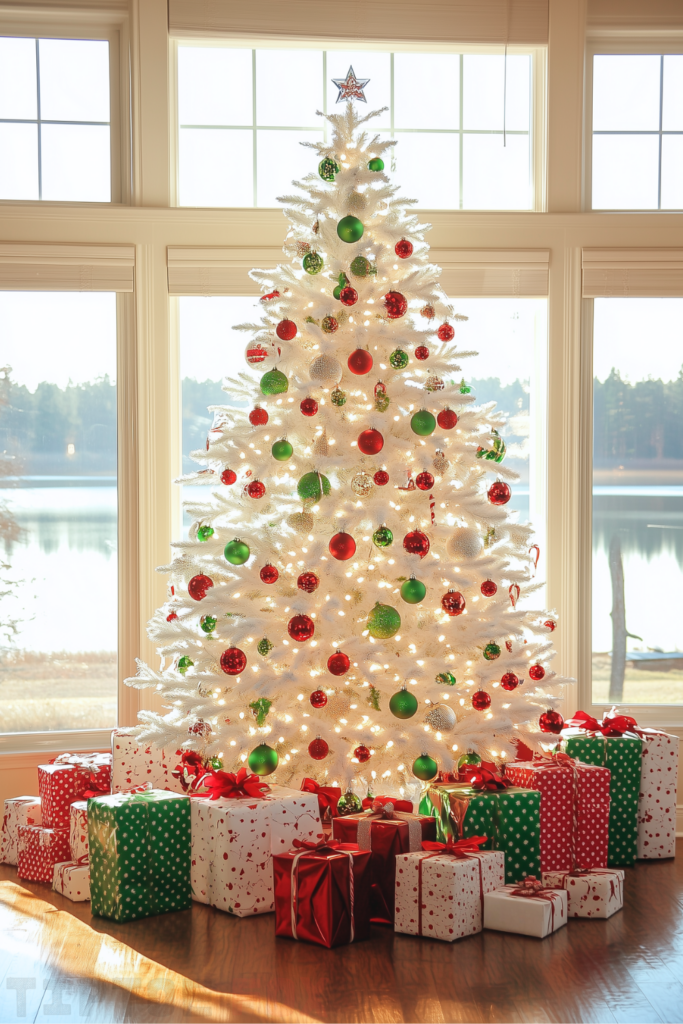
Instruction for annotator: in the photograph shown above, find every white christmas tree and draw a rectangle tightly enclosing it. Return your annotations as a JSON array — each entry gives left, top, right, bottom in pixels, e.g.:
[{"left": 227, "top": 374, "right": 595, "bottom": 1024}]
[{"left": 126, "top": 99, "right": 571, "bottom": 798}]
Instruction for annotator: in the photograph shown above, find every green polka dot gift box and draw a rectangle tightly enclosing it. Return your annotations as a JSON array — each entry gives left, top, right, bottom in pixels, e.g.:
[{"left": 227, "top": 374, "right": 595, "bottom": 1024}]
[{"left": 88, "top": 789, "right": 192, "bottom": 922}]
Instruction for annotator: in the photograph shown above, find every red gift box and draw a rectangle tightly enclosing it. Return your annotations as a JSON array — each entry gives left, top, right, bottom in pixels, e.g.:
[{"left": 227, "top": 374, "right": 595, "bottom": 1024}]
[
  {"left": 504, "top": 755, "right": 610, "bottom": 872},
  {"left": 17, "top": 824, "right": 70, "bottom": 882},
  {"left": 38, "top": 752, "right": 111, "bottom": 829},
  {"left": 332, "top": 799, "right": 436, "bottom": 923},
  {"left": 274, "top": 838, "right": 372, "bottom": 948}
]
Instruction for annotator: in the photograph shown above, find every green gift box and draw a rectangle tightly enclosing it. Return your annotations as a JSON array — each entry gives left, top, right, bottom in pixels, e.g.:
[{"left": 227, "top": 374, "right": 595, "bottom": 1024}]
[
  {"left": 425, "top": 784, "right": 541, "bottom": 884},
  {"left": 559, "top": 732, "right": 642, "bottom": 867},
  {"left": 88, "top": 789, "right": 192, "bottom": 922}
]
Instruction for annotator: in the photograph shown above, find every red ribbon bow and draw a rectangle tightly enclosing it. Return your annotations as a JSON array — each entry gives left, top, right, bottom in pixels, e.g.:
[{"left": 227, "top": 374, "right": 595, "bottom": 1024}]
[
  {"left": 421, "top": 835, "right": 489, "bottom": 857},
  {"left": 49, "top": 752, "right": 111, "bottom": 798},
  {"left": 361, "top": 795, "right": 413, "bottom": 814},
  {"left": 511, "top": 875, "right": 547, "bottom": 895},
  {"left": 300, "top": 778, "right": 341, "bottom": 818},
  {"left": 199, "top": 766, "right": 271, "bottom": 801},
  {"left": 172, "top": 751, "right": 207, "bottom": 793},
  {"left": 460, "top": 762, "right": 511, "bottom": 791},
  {"left": 566, "top": 710, "right": 639, "bottom": 737},
  {"left": 291, "top": 836, "right": 358, "bottom": 855}
]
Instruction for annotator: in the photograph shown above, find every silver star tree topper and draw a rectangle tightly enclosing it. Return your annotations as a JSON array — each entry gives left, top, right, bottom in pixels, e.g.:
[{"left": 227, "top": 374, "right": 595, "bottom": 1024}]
[{"left": 331, "top": 66, "right": 370, "bottom": 103}]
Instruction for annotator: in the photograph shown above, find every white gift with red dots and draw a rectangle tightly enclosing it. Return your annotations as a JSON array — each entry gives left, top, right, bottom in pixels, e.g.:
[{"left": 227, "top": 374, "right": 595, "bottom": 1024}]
[
  {"left": 53, "top": 859, "right": 91, "bottom": 901},
  {"left": 69, "top": 801, "right": 89, "bottom": 861},
  {"left": 110, "top": 729, "right": 186, "bottom": 794},
  {"left": 636, "top": 729, "right": 679, "bottom": 859},
  {"left": 0, "top": 796, "right": 42, "bottom": 866},
  {"left": 542, "top": 868, "right": 624, "bottom": 918}
]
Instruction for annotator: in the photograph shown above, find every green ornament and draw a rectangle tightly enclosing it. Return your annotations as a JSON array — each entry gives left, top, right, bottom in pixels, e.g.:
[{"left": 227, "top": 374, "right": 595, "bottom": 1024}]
[
  {"left": 390, "top": 348, "right": 409, "bottom": 369},
  {"left": 197, "top": 525, "right": 214, "bottom": 542},
  {"left": 260, "top": 369, "right": 288, "bottom": 396},
  {"left": 248, "top": 742, "right": 278, "bottom": 776},
  {"left": 224, "top": 538, "right": 250, "bottom": 565},
  {"left": 411, "top": 409, "right": 437, "bottom": 436},
  {"left": 330, "top": 387, "right": 347, "bottom": 407},
  {"left": 272, "top": 438, "right": 293, "bottom": 461},
  {"left": 297, "top": 471, "right": 331, "bottom": 502},
  {"left": 368, "top": 686, "right": 381, "bottom": 711},
  {"left": 483, "top": 642, "right": 502, "bottom": 661},
  {"left": 318, "top": 157, "right": 339, "bottom": 182},
  {"left": 459, "top": 378, "right": 472, "bottom": 394},
  {"left": 368, "top": 157, "right": 385, "bottom": 172},
  {"left": 303, "top": 251, "right": 324, "bottom": 275},
  {"left": 177, "top": 656, "right": 194, "bottom": 675},
  {"left": 476, "top": 429, "right": 506, "bottom": 464},
  {"left": 400, "top": 576, "right": 426, "bottom": 604},
  {"left": 334, "top": 272, "right": 349, "bottom": 299},
  {"left": 337, "top": 215, "right": 364, "bottom": 243},
  {"left": 375, "top": 392, "right": 390, "bottom": 412},
  {"left": 367, "top": 602, "right": 401, "bottom": 639},
  {"left": 210, "top": 757, "right": 223, "bottom": 770},
  {"left": 200, "top": 614, "right": 216, "bottom": 634},
  {"left": 257, "top": 637, "right": 274, "bottom": 656},
  {"left": 436, "top": 671, "right": 457, "bottom": 686},
  {"left": 337, "top": 789, "right": 363, "bottom": 816},
  {"left": 249, "top": 697, "right": 272, "bottom": 727},
  {"left": 457, "top": 750, "right": 482, "bottom": 771},
  {"left": 333, "top": 284, "right": 343, "bottom": 300},
  {"left": 350, "top": 256, "right": 376, "bottom": 278},
  {"left": 413, "top": 753, "right": 439, "bottom": 781},
  {"left": 389, "top": 686, "right": 418, "bottom": 719},
  {"left": 372, "top": 525, "right": 393, "bottom": 549}
]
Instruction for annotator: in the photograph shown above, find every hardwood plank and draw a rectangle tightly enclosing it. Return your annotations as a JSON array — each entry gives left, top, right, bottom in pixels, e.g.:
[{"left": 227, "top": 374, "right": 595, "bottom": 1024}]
[{"left": 634, "top": 983, "right": 683, "bottom": 1024}]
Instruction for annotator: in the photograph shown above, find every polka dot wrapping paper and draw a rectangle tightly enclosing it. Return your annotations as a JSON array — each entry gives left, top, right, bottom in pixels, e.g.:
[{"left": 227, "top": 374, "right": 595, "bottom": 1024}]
[
  {"left": 88, "top": 789, "right": 192, "bottom": 922},
  {"left": 636, "top": 729, "right": 679, "bottom": 859},
  {"left": 38, "top": 753, "right": 112, "bottom": 829},
  {"left": 110, "top": 730, "right": 185, "bottom": 795},
  {"left": 69, "top": 801, "right": 89, "bottom": 861},
  {"left": 542, "top": 868, "right": 624, "bottom": 918},
  {"left": 0, "top": 796, "right": 42, "bottom": 866},
  {"left": 17, "top": 824, "right": 70, "bottom": 882},
  {"left": 52, "top": 859, "right": 91, "bottom": 902}
]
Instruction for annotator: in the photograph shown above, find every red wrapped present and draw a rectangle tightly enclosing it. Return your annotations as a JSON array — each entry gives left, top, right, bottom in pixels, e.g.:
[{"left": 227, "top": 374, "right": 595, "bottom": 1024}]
[
  {"left": 300, "top": 778, "right": 341, "bottom": 820},
  {"left": 274, "top": 837, "right": 372, "bottom": 948},
  {"left": 38, "top": 752, "right": 111, "bottom": 829},
  {"left": 332, "top": 798, "right": 436, "bottom": 923},
  {"left": 504, "top": 754, "right": 610, "bottom": 872},
  {"left": 17, "top": 824, "right": 70, "bottom": 882}
]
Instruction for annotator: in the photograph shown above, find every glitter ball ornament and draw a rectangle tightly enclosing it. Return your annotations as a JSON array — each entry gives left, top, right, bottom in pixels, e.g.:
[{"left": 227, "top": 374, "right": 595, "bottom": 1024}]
[
  {"left": 403, "top": 530, "right": 430, "bottom": 558},
  {"left": 421, "top": 305, "right": 436, "bottom": 320},
  {"left": 437, "top": 323, "right": 455, "bottom": 342},
  {"left": 367, "top": 602, "right": 401, "bottom": 639},
  {"left": 483, "top": 642, "right": 502, "bottom": 661},
  {"left": 178, "top": 656, "right": 194, "bottom": 675},
  {"left": 313, "top": 432, "right": 329, "bottom": 459},
  {"left": 458, "top": 750, "right": 482, "bottom": 771},
  {"left": 257, "top": 638, "right": 274, "bottom": 656},
  {"left": 188, "top": 574, "right": 213, "bottom": 601},
  {"left": 337, "top": 790, "right": 363, "bottom": 816},
  {"left": 425, "top": 703, "right": 456, "bottom": 731},
  {"left": 437, "top": 408, "right": 458, "bottom": 430},
  {"left": 288, "top": 614, "right": 315, "bottom": 642},
  {"left": 200, "top": 614, "right": 216, "bottom": 634},
  {"left": 260, "top": 564, "right": 279, "bottom": 585},
  {"left": 415, "top": 345, "right": 429, "bottom": 361},
  {"left": 544, "top": 619, "right": 557, "bottom": 631},
  {"left": 375, "top": 381, "right": 390, "bottom": 410},
  {"left": 220, "top": 647, "right": 247, "bottom": 675},
  {"left": 374, "top": 470, "right": 389, "bottom": 486},
  {"left": 425, "top": 376, "right": 445, "bottom": 394},
  {"left": 337, "top": 215, "right": 364, "bottom": 243},
  {"left": 447, "top": 528, "right": 481, "bottom": 561},
  {"left": 272, "top": 438, "right": 293, "bottom": 461},
  {"left": 300, "top": 397, "right": 318, "bottom": 417},
  {"left": 297, "top": 571, "right": 319, "bottom": 593},
  {"left": 340, "top": 286, "right": 358, "bottom": 307},
  {"left": 368, "top": 157, "right": 384, "bottom": 171},
  {"left": 260, "top": 369, "right": 288, "bottom": 395},
  {"left": 348, "top": 189, "right": 368, "bottom": 212},
  {"left": 276, "top": 320, "right": 297, "bottom": 341},
  {"left": 529, "top": 664, "right": 546, "bottom": 681},
  {"left": 384, "top": 291, "right": 407, "bottom": 319},
  {"left": 481, "top": 580, "right": 498, "bottom": 597},
  {"left": 249, "top": 406, "right": 269, "bottom": 427},
  {"left": 472, "top": 690, "right": 492, "bottom": 711},
  {"left": 390, "top": 348, "right": 409, "bottom": 369},
  {"left": 224, "top": 538, "right": 250, "bottom": 565},
  {"left": 395, "top": 238, "right": 413, "bottom": 259},
  {"left": 297, "top": 471, "right": 331, "bottom": 502},
  {"left": 197, "top": 525, "right": 214, "bottom": 542},
  {"left": 389, "top": 686, "right": 418, "bottom": 719},
  {"left": 326, "top": 690, "right": 351, "bottom": 715},
  {"left": 488, "top": 481, "right": 512, "bottom": 506},
  {"left": 351, "top": 472, "right": 373, "bottom": 497},
  {"left": 247, "top": 480, "right": 266, "bottom": 499},
  {"left": 358, "top": 428, "right": 384, "bottom": 455},
  {"left": 248, "top": 743, "right": 278, "bottom": 776},
  {"left": 288, "top": 511, "right": 314, "bottom": 534},
  {"left": 327, "top": 651, "right": 350, "bottom": 676},
  {"left": 321, "top": 316, "right": 338, "bottom": 334},
  {"left": 354, "top": 744, "right": 371, "bottom": 763},
  {"left": 348, "top": 348, "right": 373, "bottom": 375},
  {"left": 441, "top": 590, "right": 466, "bottom": 616},
  {"left": 350, "top": 256, "right": 375, "bottom": 278},
  {"left": 319, "top": 157, "right": 339, "bottom": 181},
  {"left": 221, "top": 468, "right": 237, "bottom": 486},
  {"left": 413, "top": 753, "right": 438, "bottom": 781},
  {"left": 329, "top": 531, "right": 356, "bottom": 561},
  {"left": 331, "top": 387, "right": 347, "bottom": 407},
  {"left": 310, "top": 353, "right": 343, "bottom": 388},
  {"left": 310, "top": 688, "right": 328, "bottom": 708},
  {"left": 436, "top": 671, "right": 457, "bottom": 686},
  {"left": 189, "top": 719, "right": 211, "bottom": 736},
  {"left": 303, "top": 252, "right": 324, "bottom": 275},
  {"left": 401, "top": 576, "right": 426, "bottom": 604},
  {"left": 372, "top": 525, "right": 393, "bottom": 548},
  {"left": 411, "top": 410, "right": 436, "bottom": 436},
  {"left": 416, "top": 471, "right": 435, "bottom": 490},
  {"left": 309, "top": 737, "right": 329, "bottom": 760},
  {"left": 501, "top": 672, "right": 519, "bottom": 691},
  {"left": 433, "top": 450, "right": 450, "bottom": 473},
  {"left": 539, "top": 709, "right": 564, "bottom": 734}
]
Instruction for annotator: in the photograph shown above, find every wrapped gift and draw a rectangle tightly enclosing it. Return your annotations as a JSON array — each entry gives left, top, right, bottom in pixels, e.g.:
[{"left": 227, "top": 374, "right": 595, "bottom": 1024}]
[
  {"left": 52, "top": 857, "right": 90, "bottom": 901},
  {"left": 39, "top": 752, "right": 111, "bottom": 829},
  {"left": 300, "top": 778, "right": 341, "bottom": 820},
  {"left": 637, "top": 728, "right": 679, "bottom": 859},
  {"left": 484, "top": 877, "right": 568, "bottom": 937},
  {"left": 332, "top": 798, "right": 436, "bottom": 923},
  {"left": 1, "top": 796, "right": 42, "bottom": 865},
  {"left": 560, "top": 711, "right": 642, "bottom": 866},
  {"left": 89, "top": 789, "right": 191, "bottom": 922},
  {"left": 69, "top": 801, "right": 89, "bottom": 860},
  {"left": 504, "top": 755, "right": 611, "bottom": 871},
  {"left": 426, "top": 782, "right": 541, "bottom": 884},
  {"left": 542, "top": 868, "right": 624, "bottom": 919},
  {"left": 17, "top": 825, "right": 70, "bottom": 882},
  {"left": 110, "top": 729, "right": 184, "bottom": 794},
  {"left": 395, "top": 836, "right": 505, "bottom": 941},
  {"left": 273, "top": 837, "right": 372, "bottom": 947}
]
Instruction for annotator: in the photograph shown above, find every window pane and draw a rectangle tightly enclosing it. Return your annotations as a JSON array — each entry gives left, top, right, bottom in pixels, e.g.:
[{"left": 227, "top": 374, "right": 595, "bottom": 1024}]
[
  {"left": 463, "top": 55, "right": 530, "bottom": 132},
  {"left": 393, "top": 132, "right": 458, "bottom": 208},
  {"left": 179, "top": 127, "right": 253, "bottom": 207},
  {"left": 178, "top": 46, "right": 253, "bottom": 127},
  {"left": 462, "top": 132, "right": 530, "bottom": 209},
  {"left": 256, "top": 129, "right": 323, "bottom": 207},
  {"left": 38, "top": 39, "right": 110, "bottom": 123},
  {"left": 663, "top": 54, "right": 683, "bottom": 131},
  {"left": 394, "top": 53, "right": 460, "bottom": 130},
  {"left": 661, "top": 135, "right": 683, "bottom": 209},
  {"left": 592, "top": 134, "right": 659, "bottom": 210},
  {"left": 256, "top": 50, "right": 322, "bottom": 127},
  {"left": 593, "top": 55, "right": 661, "bottom": 131},
  {"left": 0, "top": 37, "right": 37, "bottom": 119},
  {"left": 0, "top": 122, "right": 38, "bottom": 199},
  {"left": 0, "top": 292, "right": 118, "bottom": 734},
  {"left": 592, "top": 298, "right": 683, "bottom": 705},
  {"left": 326, "top": 51, "right": 391, "bottom": 130},
  {"left": 41, "top": 123, "right": 110, "bottom": 201}
]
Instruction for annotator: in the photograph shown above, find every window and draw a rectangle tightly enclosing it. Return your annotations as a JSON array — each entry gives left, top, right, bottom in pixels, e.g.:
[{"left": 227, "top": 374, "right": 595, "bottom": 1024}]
[
  {"left": 592, "top": 298, "right": 683, "bottom": 705},
  {"left": 0, "top": 292, "right": 118, "bottom": 733},
  {"left": 177, "top": 47, "right": 534, "bottom": 210},
  {"left": 591, "top": 54, "right": 683, "bottom": 210},
  {"left": 0, "top": 36, "right": 111, "bottom": 202}
]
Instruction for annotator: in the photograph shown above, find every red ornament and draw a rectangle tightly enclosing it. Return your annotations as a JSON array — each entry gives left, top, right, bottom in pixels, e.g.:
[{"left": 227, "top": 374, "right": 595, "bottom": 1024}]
[
  {"left": 166, "top": 611, "right": 178, "bottom": 622},
  {"left": 348, "top": 348, "right": 373, "bottom": 375},
  {"left": 373, "top": 470, "right": 389, "bottom": 486},
  {"left": 288, "top": 614, "right": 315, "bottom": 642},
  {"left": 188, "top": 574, "right": 213, "bottom": 601},
  {"left": 437, "top": 408, "right": 458, "bottom": 430},
  {"left": 544, "top": 619, "right": 557, "bottom": 632},
  {"left": 310, "top": 689, "right": 328, "bottom": 708},
  {"left": 221, "top": 468, "right": 237, "bottom": 486},
  {"left": 441, "top": 590, "right": 466, "bottom": 616},
  {"left": 300, "top": 397, "right": 319, "bottom": 417},
  {"left": 501, "top": 672, "right": 520, "bottom": 691},
  {"left": 189, "top": 719, "right": 211, "bottom": 737},
  {"left": 488, "top": 481, "right": 511, "bottom": 506},
  {"left": 384, "top": 291, "right": 407, "bottom": 319},
  {"left": 415, "top": 345, "right": 430, "bottom": 361},
  {"left": 260, "top": 290, "right": 280, "bottom": 302},
  {"left": 276, "top": 319, "right": 297, "bottom": 341},
  {"left": 529, "top": 664, "right": 546, "bottom": 681},
  {"left": 395, "top": 239, "right": 413, "bottom": 259},
  {"left": 437, "top": 323, "right": 455, "bottom": 342},
  {"left": 481, "top": 580, "right": 498, "bottom": 597},
  {"left": 260, "top": 563, "right": 279, "bottom": 584},
  {"left": 297, "top": 571, "right": 319, "bottom": 593},
  {"left": 308, "top": 737, "right": 329, "bottom": 760},
  {"left": 354, "top": 744, "right": 371, "bottom": 763},
  {"left": 416, "top": 471, "right": 434, "bottom": 490},
  {"left": 339, "top": 286, "right": 358, "bottom": 306},
  {"left": 328, "top": 651, "right": 350, "bottom": 676},
  {"left": 506, "top": 640, "right": 513, "bottom": 653},
  {"left": 220, "top": 647, "right": 247, "bottom": 675},
  {"left": 329, "top": 532, "right": 356, "bottom": 561},
  {"left": 472, "top": 690, "right": 492, "bottom": 711},
  {"left": 403, "top": 530, "right": 430, "bottom": 558},
  {"left": 421, "top": 305, "right": 435, "bottom": 319},
  {"left": 321, "top": 316, "right": 338, "bottom": 334},
  {"left": 539, "top": 709, "right": 564, "bottom": 734},
  {"left": 247, "top": 480, "right": 266, "bottom": 499},
  {"left": 358, "top": 428, "right": 384, "bottom": 455},
  {"left": 249, "top": 407, "right": 268, "bottom": 426}
]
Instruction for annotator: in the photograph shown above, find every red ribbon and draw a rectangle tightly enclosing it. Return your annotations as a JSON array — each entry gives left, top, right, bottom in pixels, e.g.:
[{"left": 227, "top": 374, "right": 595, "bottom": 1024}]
[
  {"left": 48, "top": 752, "right": 111, "bottom": 798},
  {"left": 507, "top": 876, "right": 562, "bottom": 932},
  {"left": 565, "top": 709, "right": 639, "bottom": 737},
  {"left": 549, "top": 868, "right": 621, "bottom": 903},
  {"left": 172, "top": 751, "right": 208, "bottom": 793},
  {"left": 199, "top": 766, "right": 271, "bottom": 801},
  {"left": 291, "top": 836, "right": 351, "bottom": 854},
  {"left": 460, "top": 762, "right": 511, "bottom": 791},
  {"left": 300, "top": 778, "right": 341, "bottom": 818},
  {"left": 361, "top": 794, "right": 413, "bottom": 813},
  {"left": 417, "top": 835, "right": 489, "bottom": 936}
]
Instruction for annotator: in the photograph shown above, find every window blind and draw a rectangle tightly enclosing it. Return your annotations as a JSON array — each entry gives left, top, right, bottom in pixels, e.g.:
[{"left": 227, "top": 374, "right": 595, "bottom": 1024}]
[
  {"left": 0, "top": 244, "right": 135, "bottom": 292},
  {"left": 582, "top": 249, "right": 683, "bottom": 298}
]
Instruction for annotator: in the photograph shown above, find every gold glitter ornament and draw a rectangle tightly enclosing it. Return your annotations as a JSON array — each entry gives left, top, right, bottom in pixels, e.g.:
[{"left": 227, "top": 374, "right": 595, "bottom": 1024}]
[
  {"left": 309, "top": 354, "right": 343, "bottom": 388},
  {"left": 433, "top": 449, "right": 450, "bottom": 473},
  {"left": 287, "top": 511, "right": 314, "bottom": 534},
  {"left": 351, "top": 472, "right": 373, "bottom": 497},
  {"left": 313, "top": 430, "right": 330, "bottom": 457},
  {"left": 348, "top": 189, "right": 368, "bottom": 212},
  {"left": 325, "top": 689, "right": 352, "bottom": 715},
  {"left": 425, "top": 703, "right": 457, "bottom": 731}
]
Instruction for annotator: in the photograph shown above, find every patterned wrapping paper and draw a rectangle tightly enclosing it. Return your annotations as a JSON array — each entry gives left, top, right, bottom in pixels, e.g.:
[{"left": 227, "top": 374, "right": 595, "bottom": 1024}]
[
  {"left": 38, "top": 753, "right": 112, "bottom": 829},
  {"left": 0, "top": 796, "right": 42, "bottom": 866},
  {"left": 560, "top": 732, "right": 642, "bottom": 866},
  {"left": 89, "top": 789, "right": 192, "bottom": 922},
  {"left": 52, "top": 859, "right": 91, "bottom": 902},
  {"left": 394, "top": 849, "right": 505, "bottom": 941},
  {"left": 484, "top": 884, "right": 568, "bottom": 937},
  {"left": 542, "top": 869, "right": 624, "bottom": 919},
  {"left": 504, "top": 759, "right": 611, "bottom": 872},
  {"left": 637, "top": 729, "right": 679, "bottom": 859},
  {"left": 110, "top": 730, "right": 185, "bottom": 794},
  {"left": 69, "top": 801, "right": 89, "bottom": 860},
  {"left": 426, "top": 784, "right": 541, "bottom": 884},
  {"left": 17, "top": 825, "right": 70, "bottom": 882}
]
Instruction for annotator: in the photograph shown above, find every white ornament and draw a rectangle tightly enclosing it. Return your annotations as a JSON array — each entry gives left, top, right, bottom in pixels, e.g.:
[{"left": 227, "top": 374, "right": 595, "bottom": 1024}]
[
  {"left": 447, "top": 527, "right": 482, "bottom": 561},
  {"left": 245, "top": 340, "right": 279, "bottom": 370},
  {"left": 351, "top": 472, "right": 373, "bottom": 497},
  {"left": 425, "top": 704, "right": 457, "bottom": 731},
  {"left": 309, "top": 354, "right": 343, "bottom": 388}
]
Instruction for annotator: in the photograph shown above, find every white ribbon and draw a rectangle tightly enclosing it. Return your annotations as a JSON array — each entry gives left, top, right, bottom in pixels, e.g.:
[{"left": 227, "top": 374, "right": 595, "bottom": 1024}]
[{"left": 290, "top": 847, "right": 355, "bottom": 943}]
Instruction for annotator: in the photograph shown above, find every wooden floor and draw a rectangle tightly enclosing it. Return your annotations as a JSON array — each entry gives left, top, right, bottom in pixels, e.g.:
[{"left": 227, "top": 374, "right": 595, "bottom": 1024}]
[{"left": 1, "top": 846, "right": 683, "bottom": 1024}]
